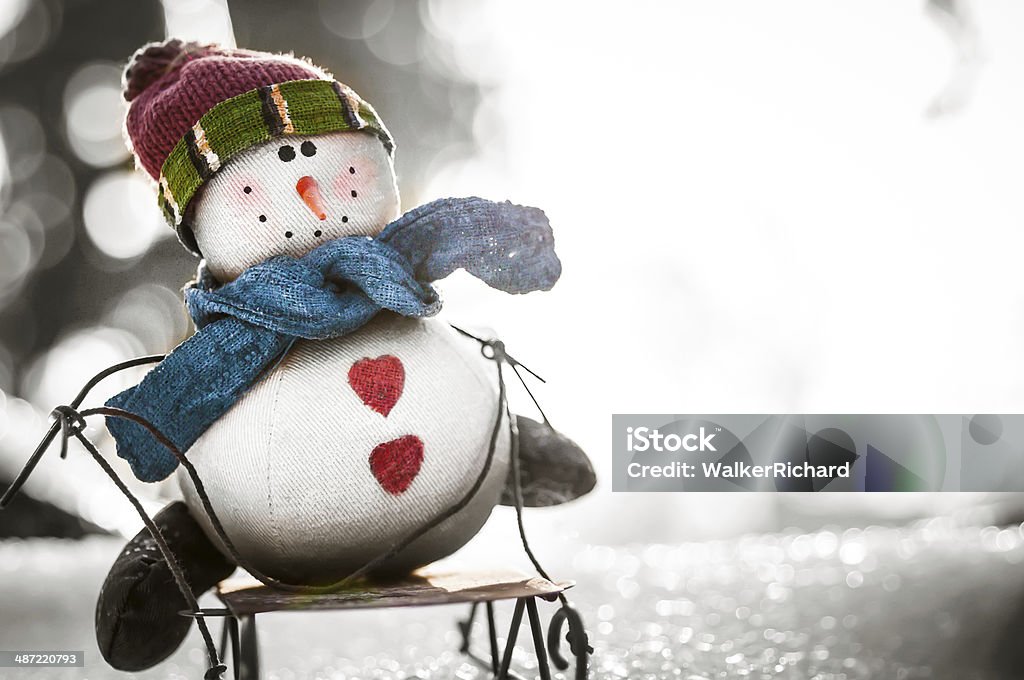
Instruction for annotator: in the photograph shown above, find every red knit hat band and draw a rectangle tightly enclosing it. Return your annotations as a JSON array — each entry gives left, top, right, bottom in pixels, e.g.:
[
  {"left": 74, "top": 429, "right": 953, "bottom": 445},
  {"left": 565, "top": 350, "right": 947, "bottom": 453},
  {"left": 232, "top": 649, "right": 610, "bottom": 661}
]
[{"left": 123, "top": 40, "right": 327, "bottom": 179}]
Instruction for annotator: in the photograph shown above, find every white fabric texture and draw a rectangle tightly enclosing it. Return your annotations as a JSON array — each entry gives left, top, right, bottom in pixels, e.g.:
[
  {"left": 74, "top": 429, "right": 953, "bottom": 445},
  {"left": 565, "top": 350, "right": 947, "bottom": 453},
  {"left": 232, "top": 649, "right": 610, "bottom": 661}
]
[
  {"left": 179, "top": 314, "right": 511, "bottom": 584},
  {"left": 181, "top": 131, "right": 510, "bottom": 584},
  {"left": 191, "top": 131, "right": 401, "bottom": 282}
]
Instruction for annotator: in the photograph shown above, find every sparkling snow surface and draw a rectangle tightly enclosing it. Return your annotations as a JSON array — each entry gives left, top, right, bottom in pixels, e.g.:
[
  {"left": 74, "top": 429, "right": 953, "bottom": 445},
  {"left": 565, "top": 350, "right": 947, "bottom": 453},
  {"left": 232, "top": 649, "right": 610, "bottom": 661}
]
[{"left": 3, "top": 511, "right": 1024, "bottom": 679}]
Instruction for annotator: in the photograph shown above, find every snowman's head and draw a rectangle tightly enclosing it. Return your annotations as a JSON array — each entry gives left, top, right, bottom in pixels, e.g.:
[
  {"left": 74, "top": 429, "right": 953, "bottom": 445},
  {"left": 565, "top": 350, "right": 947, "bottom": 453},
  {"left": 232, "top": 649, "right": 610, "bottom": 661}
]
[
  {"left": 190, "top": 131, "right": 400, "bottom": 282},
  {"left": 121, "top": 40, "right": 400, "bottom": 282}
]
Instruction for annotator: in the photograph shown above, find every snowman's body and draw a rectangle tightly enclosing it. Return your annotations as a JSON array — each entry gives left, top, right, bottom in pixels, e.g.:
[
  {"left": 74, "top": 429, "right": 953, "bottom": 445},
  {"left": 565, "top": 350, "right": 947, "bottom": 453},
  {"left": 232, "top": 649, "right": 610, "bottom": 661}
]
[
  {"left": 180, "top": 314, "right": 509, "bottom": 584},
  {"left": 177, "top": 132, "right": 512, "bottom": 584},
  {"left": 95, "top": 44, "right": 582, "bottom": 674}
]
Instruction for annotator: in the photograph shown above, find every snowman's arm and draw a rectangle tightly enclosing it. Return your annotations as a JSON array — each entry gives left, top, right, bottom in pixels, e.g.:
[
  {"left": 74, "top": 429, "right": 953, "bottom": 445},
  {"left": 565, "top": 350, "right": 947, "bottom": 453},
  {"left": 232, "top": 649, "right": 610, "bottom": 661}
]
[
  {"left": 95, "top": 502, "right": 236, "bottom": 671},
  {"left": 501, "top": 416, "right": 596, "bottom": 507}
]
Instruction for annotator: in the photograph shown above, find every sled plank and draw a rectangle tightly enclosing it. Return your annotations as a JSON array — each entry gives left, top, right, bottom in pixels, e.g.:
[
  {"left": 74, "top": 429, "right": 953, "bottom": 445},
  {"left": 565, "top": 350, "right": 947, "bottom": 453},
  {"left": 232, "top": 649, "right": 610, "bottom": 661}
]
[{"left": 216, "top": 565, "right": 573, "bottom": 616}]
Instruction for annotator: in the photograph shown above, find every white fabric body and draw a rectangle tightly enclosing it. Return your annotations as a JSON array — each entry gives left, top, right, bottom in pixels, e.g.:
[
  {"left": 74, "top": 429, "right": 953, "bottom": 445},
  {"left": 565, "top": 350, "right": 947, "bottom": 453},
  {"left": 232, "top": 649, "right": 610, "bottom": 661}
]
[
  {"left": 179, "top": 314, "right": 510, "bottom": 584},
  {"left": 191, "top": 131, "right": 401, "bottom": 282},
  {"left": 179, "top": 132, "right": 509, "bottom": 584}
]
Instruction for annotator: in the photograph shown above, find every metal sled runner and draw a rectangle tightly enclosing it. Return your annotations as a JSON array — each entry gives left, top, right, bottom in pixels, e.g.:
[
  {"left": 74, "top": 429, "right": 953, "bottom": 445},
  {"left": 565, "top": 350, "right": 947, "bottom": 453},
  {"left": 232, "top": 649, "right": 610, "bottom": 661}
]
[
  {"left": 194, "top": 565, "right": 589, "bottom": 680},
  {"left": 1, "top": 339, "right": 593, "bottom": 680}
]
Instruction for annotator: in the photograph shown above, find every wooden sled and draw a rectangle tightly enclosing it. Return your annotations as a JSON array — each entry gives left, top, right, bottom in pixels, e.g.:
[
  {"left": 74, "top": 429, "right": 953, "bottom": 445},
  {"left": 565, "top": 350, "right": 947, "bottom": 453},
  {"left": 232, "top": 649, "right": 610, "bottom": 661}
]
[{"left": 192, "top": 566, "right": 589, "bottom": 680}]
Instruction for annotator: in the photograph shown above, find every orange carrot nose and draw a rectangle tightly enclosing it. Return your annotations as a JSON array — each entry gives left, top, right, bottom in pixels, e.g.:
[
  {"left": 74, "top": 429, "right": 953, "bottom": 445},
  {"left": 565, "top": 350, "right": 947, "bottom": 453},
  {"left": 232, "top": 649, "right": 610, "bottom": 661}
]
[{"left": 296, "top": 175, "right": 326, "bottom": 220}]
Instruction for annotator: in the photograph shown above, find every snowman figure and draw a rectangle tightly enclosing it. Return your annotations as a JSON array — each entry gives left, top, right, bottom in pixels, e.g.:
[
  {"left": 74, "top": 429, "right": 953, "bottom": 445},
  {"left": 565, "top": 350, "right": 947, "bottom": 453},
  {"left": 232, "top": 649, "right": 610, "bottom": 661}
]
[{"left": 94, "top": 40, "right": 594, "bottom": 671}]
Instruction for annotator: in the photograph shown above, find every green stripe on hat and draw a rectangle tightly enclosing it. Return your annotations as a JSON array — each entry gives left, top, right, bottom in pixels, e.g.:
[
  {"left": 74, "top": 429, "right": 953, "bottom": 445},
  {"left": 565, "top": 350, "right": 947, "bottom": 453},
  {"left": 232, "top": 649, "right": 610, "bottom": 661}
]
[
  {"left": 158, "top": 79, "right": 394, "bottom": 231},
  {"left": 358, "top": 100, "right": 394, "bottom": 155},
  {"left": 202, "top": 89, "right": 268, "bottom": 161},
  {"left": 280, "top": 80, "right": 354, "bottom": 135}
]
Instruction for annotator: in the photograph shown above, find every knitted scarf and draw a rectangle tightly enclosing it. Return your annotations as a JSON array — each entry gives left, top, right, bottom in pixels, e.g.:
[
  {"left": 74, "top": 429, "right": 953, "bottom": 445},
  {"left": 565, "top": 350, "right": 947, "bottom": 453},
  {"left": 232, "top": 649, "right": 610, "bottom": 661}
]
[{"left": 106, "top": 197, "right": 561, "bottom": 482}]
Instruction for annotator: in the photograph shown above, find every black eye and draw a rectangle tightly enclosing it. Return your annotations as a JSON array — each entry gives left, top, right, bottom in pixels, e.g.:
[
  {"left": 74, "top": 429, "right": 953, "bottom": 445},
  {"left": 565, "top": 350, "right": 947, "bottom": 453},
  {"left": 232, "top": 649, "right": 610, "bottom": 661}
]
[
  {"left": 278, "top": 145, "right": 296, "bottom": 162},
  {"left": 349, "top": 166, "right": 355, "bottom": 174},
  {"left": 285, "top": 231, "right": 293, "bottom": 239},
  {"left": 301, "top": 141, "right": 317, "bottom": 157},
  {"left": 243, "top": 186, "right": 252, "bottom": 194},
  {"left": 258, "top": 215, "right": 267, "bottom": 223}
]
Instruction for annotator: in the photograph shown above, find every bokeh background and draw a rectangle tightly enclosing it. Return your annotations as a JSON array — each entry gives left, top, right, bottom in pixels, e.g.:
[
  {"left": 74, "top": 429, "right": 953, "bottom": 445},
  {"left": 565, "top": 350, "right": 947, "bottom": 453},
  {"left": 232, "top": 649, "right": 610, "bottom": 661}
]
[{"left": 3, "top": 0, "right": 1024, "bottom": 678}]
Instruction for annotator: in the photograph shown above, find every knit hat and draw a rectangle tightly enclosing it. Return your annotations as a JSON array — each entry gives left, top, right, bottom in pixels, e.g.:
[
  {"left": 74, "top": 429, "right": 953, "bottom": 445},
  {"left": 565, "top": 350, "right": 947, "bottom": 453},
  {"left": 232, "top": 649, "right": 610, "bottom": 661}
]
[{"left": 122, "top": 39, "right": 394, "bottom": 252}]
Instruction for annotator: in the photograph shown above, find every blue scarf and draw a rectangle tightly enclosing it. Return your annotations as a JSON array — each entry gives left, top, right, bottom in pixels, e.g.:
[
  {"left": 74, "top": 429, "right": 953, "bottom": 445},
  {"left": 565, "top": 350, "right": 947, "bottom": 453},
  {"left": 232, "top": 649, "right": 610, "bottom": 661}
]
[{"left": 106, "top": 197, "right": 561, "bottom": 482}]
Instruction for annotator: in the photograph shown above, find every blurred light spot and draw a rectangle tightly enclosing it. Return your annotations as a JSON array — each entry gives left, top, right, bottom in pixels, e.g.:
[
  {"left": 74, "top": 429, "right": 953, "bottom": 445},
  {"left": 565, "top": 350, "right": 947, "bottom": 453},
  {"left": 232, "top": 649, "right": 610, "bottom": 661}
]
[
  {"left": 472, "top": 91, "right": 506, "bottom": 149},
  {"left": 882, "top": 573, "right": 902, "bottom": 592},
  {"left": 22, "top": 326, "right": 144, "bottom": 409},
  {"left": 0, "top": 200, "right": 44, "bottom": 289},
  {"left": 0, "top": 143, "right": 77, "bottom": 272},
  {"left": 814, "top": 530, "right": 839, "bottom": 558},
  {"left": 64, "top": 62, "right": 127, "bottom": 167},
  {"left": 15, "top": 191, "right": 71, "bottom": 243},
  {"left": 0, "top": 0, "right": 28, "bottom": 41},
  {"left": 24, "top": 154, "right": 75, "bottom": 212},
  {"left": 422, "top": 148, "right": 504, "bottom": 202},
  {"left": 12, "top": 178, "right": 78, "bottom": 270},
  {"left": 0, "top": 344, "right": 12, "bottom": 393},
  {"left": 365, "top": 1, "right": 423, "bottom": 66},
  {"left": 362, "top": 0, "right": 396, "bottom": 38},
  {"left": 320, "top": 0, "right": 394, "bottom": 40},
  {"left": 0, "top": 395, "right": 40, "bottom": 447},
  {"left": 0, "top": 0, "right": 53, "bottom": 65},
  {"left": 424, "top": 0, "right": 489, "bottom": 40},
  {"left": 161, "top": 0, "right": 235, "bottom": 46},
  {"left": 0, "top": 105, "right": 44, "bottom": 184},
  {"left": 0, "top": 219, "right": 34, "bottom": 302},
  {"left": 422, "top": 0, "right": 504, "bottom": 82},
  {"left": 83, "top": 170, "right": 166, "bottom": 260},
  {"left": 84, "top": 487, "right": 154, "bottom": 538},
  {"left": 105, "top": 284, "right": 190, "bottom": 353},
  {"left": 838, "top": 540, "right": 866, "bottom": 565}
]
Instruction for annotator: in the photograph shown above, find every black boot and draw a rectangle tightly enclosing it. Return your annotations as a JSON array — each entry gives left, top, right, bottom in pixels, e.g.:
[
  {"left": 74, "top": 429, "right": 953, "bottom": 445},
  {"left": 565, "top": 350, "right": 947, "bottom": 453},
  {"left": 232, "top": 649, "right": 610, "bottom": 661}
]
[
  {"left": 95, "top": 501, "right": 236, "bottom": 671},
  {"left": 501, "top": 416, "right": 596, "bottom": 507}
]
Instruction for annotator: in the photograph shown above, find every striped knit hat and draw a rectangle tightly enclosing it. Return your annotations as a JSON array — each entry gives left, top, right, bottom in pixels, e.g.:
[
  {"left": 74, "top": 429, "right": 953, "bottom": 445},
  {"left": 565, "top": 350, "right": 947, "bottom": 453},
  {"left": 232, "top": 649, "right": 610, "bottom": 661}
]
[{"left": 123, "top": 39, "right": 393, "bottom": 253}]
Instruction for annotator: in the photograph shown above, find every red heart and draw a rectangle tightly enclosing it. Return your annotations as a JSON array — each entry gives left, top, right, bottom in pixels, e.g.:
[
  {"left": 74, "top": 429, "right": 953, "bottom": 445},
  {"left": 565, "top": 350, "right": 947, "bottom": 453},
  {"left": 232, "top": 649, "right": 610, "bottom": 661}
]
[
  {"left": 369, "top": 435, "right": 424, "bottom": 495},
  {"left": 348, "top": 355, "right": 405, "bottom": 417}
]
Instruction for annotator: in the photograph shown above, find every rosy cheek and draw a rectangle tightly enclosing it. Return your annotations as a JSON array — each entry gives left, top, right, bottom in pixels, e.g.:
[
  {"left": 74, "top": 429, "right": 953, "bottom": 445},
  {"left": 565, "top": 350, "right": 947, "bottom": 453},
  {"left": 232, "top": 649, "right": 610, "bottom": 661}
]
[
  {"left": 332, "top": 155, "right": 381, "bottom": 201},
  {"left": 223, "top": 176, "right": 271, "bottom": 219}
]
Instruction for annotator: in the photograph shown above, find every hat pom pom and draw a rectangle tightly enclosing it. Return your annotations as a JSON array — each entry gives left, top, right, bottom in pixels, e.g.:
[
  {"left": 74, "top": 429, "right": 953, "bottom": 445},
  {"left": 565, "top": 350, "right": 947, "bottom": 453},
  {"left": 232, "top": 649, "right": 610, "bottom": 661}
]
[{"left": 123, "top": 38, "right": 215, "bottom": 102}]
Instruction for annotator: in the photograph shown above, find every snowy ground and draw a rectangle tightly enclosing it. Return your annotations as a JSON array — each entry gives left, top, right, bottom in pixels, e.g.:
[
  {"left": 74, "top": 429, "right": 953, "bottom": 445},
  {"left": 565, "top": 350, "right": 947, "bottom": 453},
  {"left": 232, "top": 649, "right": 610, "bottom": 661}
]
[{"left": 3, "top": 509, "right": 1024, "bottom": 679}]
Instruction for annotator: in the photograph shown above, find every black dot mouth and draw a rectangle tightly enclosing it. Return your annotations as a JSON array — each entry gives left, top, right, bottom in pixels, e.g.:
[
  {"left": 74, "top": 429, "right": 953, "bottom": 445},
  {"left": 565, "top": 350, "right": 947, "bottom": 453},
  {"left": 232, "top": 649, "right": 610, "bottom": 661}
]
[
  {"left": 341, "top": 215, "right": 349, "bottom": 223},
  {"left": 314, "top": 229, "right": 323, "bottom": 237}
]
